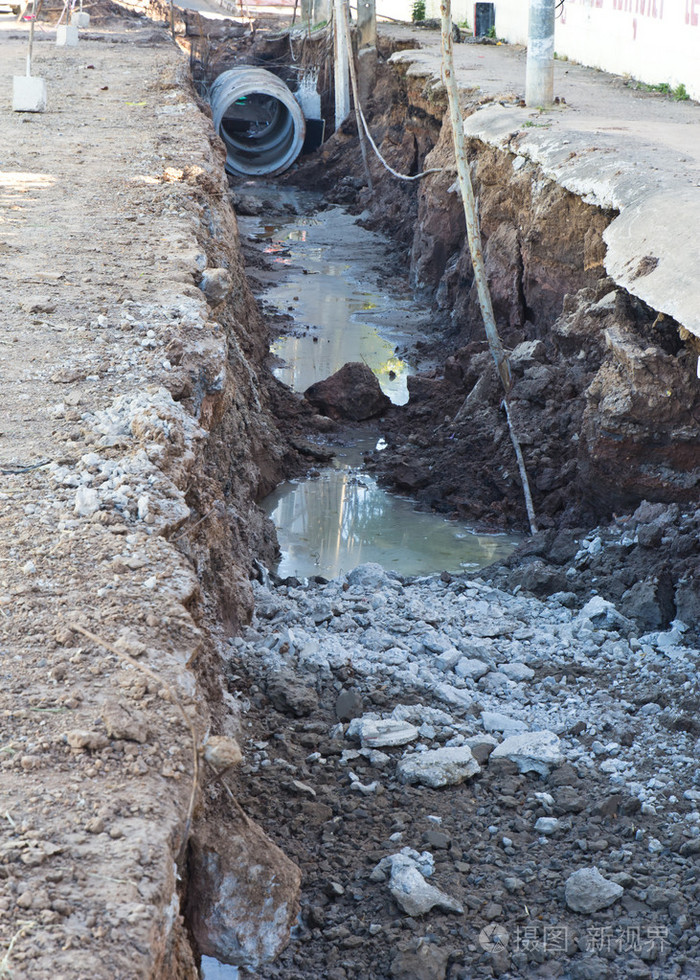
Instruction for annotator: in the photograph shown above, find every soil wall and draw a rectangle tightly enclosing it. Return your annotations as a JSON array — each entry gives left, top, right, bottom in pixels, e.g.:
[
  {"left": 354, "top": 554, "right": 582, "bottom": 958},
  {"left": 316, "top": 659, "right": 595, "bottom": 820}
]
[
  {"left": 0, "top": 23, "right": 303, "bottom": 978},
  {"left": 301, "top": 51, "right": 699, "bottom": 534}
]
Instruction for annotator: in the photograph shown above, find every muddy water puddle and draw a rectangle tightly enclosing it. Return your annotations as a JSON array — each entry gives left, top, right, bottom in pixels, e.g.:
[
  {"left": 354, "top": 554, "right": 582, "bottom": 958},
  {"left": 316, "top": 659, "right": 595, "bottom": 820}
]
[
  {"left": 263, "top": 435, "right": 519, "bottom": 580},
  {"left": 239, "top": 184, "right": 520, "bottom": 577},
  {"left": 238, "top": 185, "right": 430, "bottom": 405}
]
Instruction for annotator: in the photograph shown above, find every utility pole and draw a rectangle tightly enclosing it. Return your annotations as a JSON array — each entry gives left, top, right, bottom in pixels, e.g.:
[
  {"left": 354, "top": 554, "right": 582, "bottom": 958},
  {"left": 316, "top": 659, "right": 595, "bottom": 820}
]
[
  {"left": 356, "top": 0, "right": 375, "bottom": 49},
  {"left": 355, "top": 0, "right": 376, "bottom": 103},
  {"left": 333, "top": 0, "right": 350, "bottom": 129},
  {"left": 525, "top": 0, "right": 555, "bottom": 107}
]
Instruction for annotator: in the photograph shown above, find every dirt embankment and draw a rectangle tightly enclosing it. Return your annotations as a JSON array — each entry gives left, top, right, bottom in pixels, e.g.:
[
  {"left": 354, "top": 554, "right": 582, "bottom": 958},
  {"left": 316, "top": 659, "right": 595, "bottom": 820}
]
[
  {"left": 0, "top": 17, "right": 307, "bottom": 978},
  {"left": 290, "top": 47, "right": 700, "bottom": 634}
]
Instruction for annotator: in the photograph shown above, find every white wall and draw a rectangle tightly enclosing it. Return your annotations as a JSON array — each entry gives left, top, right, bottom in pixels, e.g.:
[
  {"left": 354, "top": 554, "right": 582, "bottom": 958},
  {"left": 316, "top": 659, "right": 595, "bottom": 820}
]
[
  {"left": 495, "top": 0, "right": 700, "bottom": 101},
  {"left": 375, "top": 0, "right": 472, "bottom": 26}
]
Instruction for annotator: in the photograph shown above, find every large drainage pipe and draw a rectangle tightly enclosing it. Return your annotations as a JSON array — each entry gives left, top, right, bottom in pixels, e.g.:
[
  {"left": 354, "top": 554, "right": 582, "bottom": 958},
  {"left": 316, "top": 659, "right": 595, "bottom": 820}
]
[{"left": 210, "top": 68, "right": 306, "bottom": 178}]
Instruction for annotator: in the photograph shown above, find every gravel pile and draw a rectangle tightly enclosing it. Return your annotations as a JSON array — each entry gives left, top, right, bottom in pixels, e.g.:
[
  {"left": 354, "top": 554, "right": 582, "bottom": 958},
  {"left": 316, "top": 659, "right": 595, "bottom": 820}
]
[{"left": 226, "top": 563, "right": 700, "bottom": 979}]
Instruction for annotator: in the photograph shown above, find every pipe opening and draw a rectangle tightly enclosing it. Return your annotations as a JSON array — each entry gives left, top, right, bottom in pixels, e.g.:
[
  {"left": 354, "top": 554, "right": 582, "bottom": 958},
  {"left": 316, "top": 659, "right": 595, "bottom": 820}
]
[{"left": 210, "top": 69, "right": 306, "bottom": 178}]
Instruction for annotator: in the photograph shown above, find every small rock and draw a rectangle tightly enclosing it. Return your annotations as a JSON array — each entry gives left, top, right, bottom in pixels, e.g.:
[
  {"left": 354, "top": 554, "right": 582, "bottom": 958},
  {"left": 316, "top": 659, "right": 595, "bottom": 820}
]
[
  {"left": 346, "top": 563, "right": 390, "bottom": 590},
  {"left": 199, "top": 267, "right": 232, "bottom": 305},
  {"left": 74, "top": 487, "right": 100, "bottom": 517},
  {"left": 565, "top": 867, "right": 623, "bottom": 913},
  {"left": 372, "top": 853, "right": 462, "bottom": 918},
  {"left": 465, "top": 736, "right": 497, "bottom": 765},
  {"left": 203, "top": 735, "right": 243, "bottom": 770},
  {"left": 482, "top": 711, "right": 528, "bottom": 735},
  {"left": 498, "top": 662, "right": 535, "bottom": 682},
  {"left": 304, "top": 362, "right": 392, "bottom": 422},
  {"left": 348, "top": 717, "right": 419, "bottom": 749},
  {"left": 454, "top": 658, "right": 489, "bottom": 680},
  {"left": 479, "top": 671, "right": 516, "bottom": 693},
  {"left": 65, "top": 730, "right": 109, "bottom": 751},
  {"left": 101, "top": 703, "right": 148, "bottom": 744},
  {"left": 390, "top": 864, "right": 463, "bottom": 916},
  {"left": 422, "top": 830, "right": 450, "bottom": 849},
  {"left": 534, "top": 817, "right": 560, "bottom": 835},
  {"left": 389, "top": 942, "right": 450, "bottom": 980},
  {"left": 335, "top": 689, "right": 364, "bottom": 722},
  {"left": 291, "top": 779, "right": 316, "bottom": 797},
  {"left": 578, "top": 596, "right": 629, "bottom": 630},
  {"left": 266, "top": 672, "right": 318, "bottom": 717}
]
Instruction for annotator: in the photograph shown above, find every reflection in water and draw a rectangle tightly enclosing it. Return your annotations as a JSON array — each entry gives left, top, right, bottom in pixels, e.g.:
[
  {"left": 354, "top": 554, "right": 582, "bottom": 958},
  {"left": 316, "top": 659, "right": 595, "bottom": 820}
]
[
  {"left": 264, "top": 453, "right": 519, "bottom": 580},
  {"left": 244, "top": 188, "right": 521, "bottom": 580},
  {"left": 240, "top": 204, "right": 426, "bottom": 405}
]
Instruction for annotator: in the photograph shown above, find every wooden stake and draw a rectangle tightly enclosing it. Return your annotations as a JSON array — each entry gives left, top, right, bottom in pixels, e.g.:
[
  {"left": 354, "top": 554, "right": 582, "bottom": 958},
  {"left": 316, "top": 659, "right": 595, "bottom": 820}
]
[
  {"left": 26, "top": 0, "right": 43, "bottom": 70},
  {"left": 440, "top": 0, "right": 538, "bottom": 534}
]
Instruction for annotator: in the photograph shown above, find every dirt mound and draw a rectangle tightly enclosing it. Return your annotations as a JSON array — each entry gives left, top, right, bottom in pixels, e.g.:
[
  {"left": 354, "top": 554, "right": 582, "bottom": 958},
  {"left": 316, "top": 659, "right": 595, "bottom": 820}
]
[{"left": 305, "top": 362, "right": 393, "bottom": 422}]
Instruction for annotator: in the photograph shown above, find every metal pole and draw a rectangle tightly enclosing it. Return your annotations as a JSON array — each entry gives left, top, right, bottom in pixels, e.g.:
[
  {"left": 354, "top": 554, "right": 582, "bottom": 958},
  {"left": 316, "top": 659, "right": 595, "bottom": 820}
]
[
  {"left": 333, "top": 0, "right": 350, "bottom": 129},
  {"left": 525, "top": 0, "right": 555, "bottom": 107}
]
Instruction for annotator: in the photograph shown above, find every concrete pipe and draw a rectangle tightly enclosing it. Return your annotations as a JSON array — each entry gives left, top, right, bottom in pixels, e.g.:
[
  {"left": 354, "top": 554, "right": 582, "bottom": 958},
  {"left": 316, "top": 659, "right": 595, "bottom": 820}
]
[{"left": 210, "top": 68, "right": 306, "bottom": 178}]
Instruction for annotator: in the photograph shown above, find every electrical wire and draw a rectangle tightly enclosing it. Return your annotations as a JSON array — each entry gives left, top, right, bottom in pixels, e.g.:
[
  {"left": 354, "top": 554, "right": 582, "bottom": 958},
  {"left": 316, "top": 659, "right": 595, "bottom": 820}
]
[{"left": 346, "top": 45, "right": 443, "bottom": 182}]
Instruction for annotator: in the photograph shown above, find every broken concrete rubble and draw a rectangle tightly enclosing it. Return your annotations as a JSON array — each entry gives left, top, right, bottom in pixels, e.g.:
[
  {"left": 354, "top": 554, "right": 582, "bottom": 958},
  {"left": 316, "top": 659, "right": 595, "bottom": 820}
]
[{"left": 396, "top": 745, "right": 480, "bottom": 787}]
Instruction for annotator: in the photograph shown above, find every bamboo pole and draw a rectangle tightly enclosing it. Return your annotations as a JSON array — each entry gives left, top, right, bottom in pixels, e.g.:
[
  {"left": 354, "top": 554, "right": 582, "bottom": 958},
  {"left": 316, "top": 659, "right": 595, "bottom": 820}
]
[
  {"left": 440, "top": 0, "right": 538, "bottom": 535},
  {"left": 439, "top": 0, "right": 510, "bottom": 393}
]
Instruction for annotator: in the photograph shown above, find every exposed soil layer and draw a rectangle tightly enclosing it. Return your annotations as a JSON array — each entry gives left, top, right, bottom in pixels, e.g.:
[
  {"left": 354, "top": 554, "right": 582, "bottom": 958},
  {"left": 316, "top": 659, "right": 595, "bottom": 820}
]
[
  {"left": 0, "top": 16, "right": 306, "bottom": 978},
  {"left": 285, "top": 52, "right": 699, "bottom": 638}
]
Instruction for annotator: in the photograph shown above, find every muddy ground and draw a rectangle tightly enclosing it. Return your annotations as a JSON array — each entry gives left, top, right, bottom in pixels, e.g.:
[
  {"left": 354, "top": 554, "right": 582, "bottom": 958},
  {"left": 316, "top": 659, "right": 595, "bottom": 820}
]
[
  {"left": 274, "top": 47, "right": 700, "bottom": 643},
  {"left": 229, "top": 161, "right": 700, "bottom": 979},
  {"left": 0, "top": 9, "right": 307, "bottom": 978},
  {"left": 1, "top": 6, "right": 699, "bottom": 980}
]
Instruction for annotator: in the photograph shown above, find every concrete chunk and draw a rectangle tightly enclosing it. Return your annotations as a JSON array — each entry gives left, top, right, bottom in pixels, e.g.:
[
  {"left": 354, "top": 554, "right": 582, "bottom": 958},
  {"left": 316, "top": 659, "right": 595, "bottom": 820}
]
[
  {"left": 490, "top": 730, "right": 562, "bottom": 775},
  {"left": 12, "top": 76, "right": 47, "bottom": 113},
  {"left": 55, "top": 25, "right": 79, "bottom": 46},
  {"left": 397, "top": 745, "right": 480, "bottom": 788},
  {"left": 348, "top": 717, "right": 419, "bottom": 749}
]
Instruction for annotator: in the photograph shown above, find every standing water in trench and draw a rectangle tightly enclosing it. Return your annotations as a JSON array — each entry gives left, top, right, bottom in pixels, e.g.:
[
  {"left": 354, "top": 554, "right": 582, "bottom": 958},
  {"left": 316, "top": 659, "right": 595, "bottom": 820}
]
[{"left": 237, "top": 183, "right": 520, "bottom": 577}]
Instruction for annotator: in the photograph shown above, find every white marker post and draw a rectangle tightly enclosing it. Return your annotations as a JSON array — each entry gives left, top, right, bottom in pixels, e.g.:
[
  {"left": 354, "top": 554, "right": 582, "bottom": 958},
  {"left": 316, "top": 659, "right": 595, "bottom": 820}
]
[
  {"left": 525, "top": 0, "right": 555, "bottom": 107},
  {"left": 71, "top": 0, "right": 90, "bottom": 29},
  {"left": 13, "top": 3, "right": 47, "bottom": 112}
]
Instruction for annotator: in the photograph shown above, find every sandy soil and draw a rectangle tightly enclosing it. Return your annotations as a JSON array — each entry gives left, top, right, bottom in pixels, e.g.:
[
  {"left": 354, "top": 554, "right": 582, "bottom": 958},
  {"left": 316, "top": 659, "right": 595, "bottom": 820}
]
[{"left": 0, "top": 13, "right": 277, "bottom": 977}]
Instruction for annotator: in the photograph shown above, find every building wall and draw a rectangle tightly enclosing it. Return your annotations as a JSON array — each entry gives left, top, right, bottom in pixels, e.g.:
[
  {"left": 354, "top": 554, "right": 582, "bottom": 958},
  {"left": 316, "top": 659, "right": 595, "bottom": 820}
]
[
  {"left": 494, "top": 0, "right": 700, "bottom": 101},
  {"left": 373, "top": 0, "right": 699, "bottom": 102},
  {"left": 376, "top": 0, "right": 472, "bottom": 26}
]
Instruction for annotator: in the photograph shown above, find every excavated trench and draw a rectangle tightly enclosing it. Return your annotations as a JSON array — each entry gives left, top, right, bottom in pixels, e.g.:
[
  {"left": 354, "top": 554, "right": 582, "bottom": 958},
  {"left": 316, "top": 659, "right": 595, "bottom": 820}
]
[{"left": 177, "top": 26, "right": 700, "bottom": 980}]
